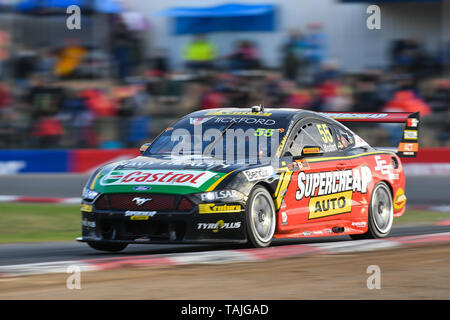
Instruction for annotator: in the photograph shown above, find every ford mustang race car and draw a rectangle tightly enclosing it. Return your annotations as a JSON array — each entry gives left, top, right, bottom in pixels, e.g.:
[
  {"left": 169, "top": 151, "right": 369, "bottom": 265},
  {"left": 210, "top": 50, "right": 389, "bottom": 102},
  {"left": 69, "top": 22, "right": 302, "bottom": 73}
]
[{"left": 77, "top": 106, "right": 419, "bottom": 251}]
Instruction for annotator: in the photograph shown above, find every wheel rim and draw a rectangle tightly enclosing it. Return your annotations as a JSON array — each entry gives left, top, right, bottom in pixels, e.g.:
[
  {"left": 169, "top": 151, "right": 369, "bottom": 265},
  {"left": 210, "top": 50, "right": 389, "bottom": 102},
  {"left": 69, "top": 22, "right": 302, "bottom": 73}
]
[
  {"left": 371, "top": 184, "right": 393, "bottom": 234},
  {"left": 250, "top": 191, "right": 275, "bottom": 243}
]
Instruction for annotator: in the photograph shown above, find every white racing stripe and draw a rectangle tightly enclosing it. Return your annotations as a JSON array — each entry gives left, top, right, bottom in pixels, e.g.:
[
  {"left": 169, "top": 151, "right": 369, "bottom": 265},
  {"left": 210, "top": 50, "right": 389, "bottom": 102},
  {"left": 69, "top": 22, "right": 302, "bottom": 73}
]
[
  {"left": 309, "top": 239, "right": 400, "bottom": 253},
  {"left": 0, "top": 261, "right": 98, "bottom": 277},
  {"left": 169, "top": 250, "right": 255, "bottom": 265}
]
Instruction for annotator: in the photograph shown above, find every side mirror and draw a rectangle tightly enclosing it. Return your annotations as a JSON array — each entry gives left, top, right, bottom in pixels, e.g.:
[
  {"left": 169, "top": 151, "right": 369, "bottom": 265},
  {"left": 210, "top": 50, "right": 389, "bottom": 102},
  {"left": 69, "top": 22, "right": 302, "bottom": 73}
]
[
  {"left": 300, "top": 146, "right": 323, "bottom": 158},
  {"left": 139, "top": 143, "right": 151, "bottom": 155}
]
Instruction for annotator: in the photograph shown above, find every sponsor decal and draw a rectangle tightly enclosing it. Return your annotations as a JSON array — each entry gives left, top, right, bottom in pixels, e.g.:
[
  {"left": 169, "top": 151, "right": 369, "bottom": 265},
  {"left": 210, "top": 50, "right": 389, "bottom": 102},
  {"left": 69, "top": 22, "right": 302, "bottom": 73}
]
[
  {"left": 205, "top": 111, "right": 272, "bottom": 117},
  {"left": 125, "top": 211, "right": 157, "bottom": 220},
  {"left": 394, "top": 188, "right": 407, "bottom": 210},
  {"left": 407, "top": 118, "right": 419, "bottom": 127},
  {"left": 322, "top": 144, "right": 337, "bottom": 153},
  {"left": 281, "top": 211, "right": 288, "bottom": 225},
  {"left": 198, "top": 204, "right": 242, "bottom": 214},
  {"left": 243, "top": 166, "right": 274, "bottom": 181},
  {"left": 295, "top": 166, "right": 372, "bottom": 201},
  {"left": 100, "top": 170, "right": 216, "bottom": 187},
  {"left": 81, "top": 204, "right": 93, "bottom": 212},
  {"left": 352, "top": 221, "right": 367, "bottom": 228},
  {"left": 276, "top": 135, "right": 288, "bottom": 157},
  {"left": 303, "top": 147, "right": 321, "bottom": 154},
  {"left": 189, "top": 117, "right": 210, "bottom": 125},
  {"left": 133, "top": 186, "right": 151, "bottom": 191},
  {"left": 374, "top": 155, "right": 399, "bottom": 180},
  {"left": 321, "top": 113, "right": 388, "bottom": 119},
  {"left": 308, "top": 191, "right": 353, "bottom": 219},
  {"left": 197, "top": 220, "right": 241, "bottom": 232},
  {"left": 132, "top": 197, "right": 152, "bottom": 206},
  {"left": 398, "top": 143, "right": 418, "bottom": 152},
  {"left": 200, "top": 190, "right": 238, "bottom": 201},
  {"left": 403, "top": 130, "right": 418, "bottom": 140},
  {"left": 213, "top": 117, "right": 276, "bottom": 126},
  {"left": 293, "top": 159, "right": 310, "bottom": 171},
  {"left": 0, "top": 161, "right": 26, "bottom": 174},
  {"left": 82, "top": 218, "right": 96, "bottom": 228},
  {"left": 302, "top": 231, "right": 312, "bottom": 236}
]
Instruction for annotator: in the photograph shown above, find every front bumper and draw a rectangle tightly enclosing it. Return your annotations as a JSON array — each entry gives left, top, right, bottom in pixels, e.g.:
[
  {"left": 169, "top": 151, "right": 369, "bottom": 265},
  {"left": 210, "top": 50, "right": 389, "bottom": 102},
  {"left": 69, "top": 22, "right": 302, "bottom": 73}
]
[{"left": 78, "top": 201, "right": 247, "bottom": 244}]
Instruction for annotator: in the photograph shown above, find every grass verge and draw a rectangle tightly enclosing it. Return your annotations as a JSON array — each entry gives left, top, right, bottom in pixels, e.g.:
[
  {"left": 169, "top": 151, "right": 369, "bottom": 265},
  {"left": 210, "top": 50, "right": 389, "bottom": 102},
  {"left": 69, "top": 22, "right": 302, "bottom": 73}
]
[
  {"left": 0, "top": 203, "right": 80, "bottom": 243},
  {"left": 394, "top": 209, "right": 450, "bottom": 226}
]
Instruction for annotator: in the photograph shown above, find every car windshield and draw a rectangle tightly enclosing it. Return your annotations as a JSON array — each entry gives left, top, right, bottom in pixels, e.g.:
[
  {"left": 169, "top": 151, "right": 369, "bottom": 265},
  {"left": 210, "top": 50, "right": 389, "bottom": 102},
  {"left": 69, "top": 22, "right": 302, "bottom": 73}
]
[{"left": 144, "top": 113, "right": 288, "bottom": 162}]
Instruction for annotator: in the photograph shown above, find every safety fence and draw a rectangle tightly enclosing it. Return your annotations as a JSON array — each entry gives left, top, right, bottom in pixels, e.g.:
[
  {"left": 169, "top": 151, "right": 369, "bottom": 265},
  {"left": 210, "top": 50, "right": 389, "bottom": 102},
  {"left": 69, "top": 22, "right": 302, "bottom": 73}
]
[{"left": 0, "top": 147, "right": 449, "bottom": 175}]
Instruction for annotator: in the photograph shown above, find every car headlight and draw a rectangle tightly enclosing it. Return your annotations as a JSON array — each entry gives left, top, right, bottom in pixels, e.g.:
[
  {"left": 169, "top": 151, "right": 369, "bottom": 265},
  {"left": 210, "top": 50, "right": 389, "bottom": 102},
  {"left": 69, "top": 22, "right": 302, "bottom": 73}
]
[
  {"left": 82, "top": 187, "right": 99, "bottom": 201},
  {"left": 194, "top": 190, "right": 244, "bottom": 202}
]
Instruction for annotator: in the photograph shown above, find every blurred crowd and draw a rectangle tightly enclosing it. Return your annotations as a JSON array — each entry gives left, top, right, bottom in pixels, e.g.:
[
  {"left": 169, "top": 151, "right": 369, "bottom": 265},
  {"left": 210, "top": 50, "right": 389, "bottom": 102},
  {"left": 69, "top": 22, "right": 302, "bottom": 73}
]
[{"left": 0, "top": 19, "right": 449, "bottom": 149}]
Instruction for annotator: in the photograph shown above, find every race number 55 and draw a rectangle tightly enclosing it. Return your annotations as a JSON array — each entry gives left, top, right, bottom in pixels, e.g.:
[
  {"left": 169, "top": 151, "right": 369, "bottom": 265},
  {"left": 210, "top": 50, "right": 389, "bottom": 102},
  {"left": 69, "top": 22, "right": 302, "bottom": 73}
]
[
  {"left": 317, "top": 124, "right": 333, "bottom": 144},
  {"left": 255, "top": 128, "right": 274, "bottom": 137}
]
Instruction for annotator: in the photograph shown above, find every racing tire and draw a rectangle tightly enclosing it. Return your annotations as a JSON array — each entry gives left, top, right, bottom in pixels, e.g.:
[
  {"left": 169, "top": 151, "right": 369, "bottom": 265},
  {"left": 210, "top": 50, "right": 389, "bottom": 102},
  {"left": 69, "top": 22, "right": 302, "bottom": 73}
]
[
  {"left": 87, "top": 242, "right": 128, "bottom": 252},
  {"left": 350, "top": 181, "right": 394, "bottom": 240},
  {"left": 245, "top": 186, "right": 276, "bottom": 248}
]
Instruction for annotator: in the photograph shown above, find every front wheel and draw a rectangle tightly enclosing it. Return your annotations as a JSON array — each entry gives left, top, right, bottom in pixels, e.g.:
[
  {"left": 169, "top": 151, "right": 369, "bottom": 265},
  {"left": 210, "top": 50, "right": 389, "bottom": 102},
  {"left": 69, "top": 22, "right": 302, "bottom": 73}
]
[
  {"left": 246, "top": 186, "right": 276, "bottom": 248},
  {"left": 87, "top": 242, "right": 128, "bottom": 252},
  {"left": 351, "top": 182, "right": 394, "bottom": 240}
]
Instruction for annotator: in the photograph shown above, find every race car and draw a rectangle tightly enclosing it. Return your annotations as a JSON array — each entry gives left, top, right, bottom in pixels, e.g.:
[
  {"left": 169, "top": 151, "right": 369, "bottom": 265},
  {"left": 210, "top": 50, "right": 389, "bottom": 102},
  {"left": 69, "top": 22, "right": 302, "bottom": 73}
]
[{"left": 77, "top": 106, "right": 419, "bottom": 251}]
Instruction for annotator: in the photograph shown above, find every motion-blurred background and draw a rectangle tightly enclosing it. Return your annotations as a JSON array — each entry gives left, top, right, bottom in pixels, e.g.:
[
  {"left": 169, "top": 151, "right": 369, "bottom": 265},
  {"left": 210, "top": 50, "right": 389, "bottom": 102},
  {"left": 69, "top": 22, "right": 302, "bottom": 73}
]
[{"left": 0, "top": 0, "right": 449, "bottom": 174}]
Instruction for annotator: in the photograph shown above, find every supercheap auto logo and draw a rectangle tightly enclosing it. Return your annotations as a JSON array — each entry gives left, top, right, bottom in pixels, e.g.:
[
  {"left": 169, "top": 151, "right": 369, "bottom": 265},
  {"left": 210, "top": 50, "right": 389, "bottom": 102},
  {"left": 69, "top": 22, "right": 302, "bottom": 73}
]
[
  {"left": 100, "top": 170, "right": 217, "bottom": 187},
  {"left": 295, "top": 166, "right": 372, "bottom": 219}
]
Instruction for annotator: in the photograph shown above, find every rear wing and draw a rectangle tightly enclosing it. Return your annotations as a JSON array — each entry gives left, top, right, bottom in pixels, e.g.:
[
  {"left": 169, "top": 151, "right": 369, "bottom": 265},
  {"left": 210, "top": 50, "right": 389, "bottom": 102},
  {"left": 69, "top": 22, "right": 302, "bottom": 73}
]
[{"left": 319, "top": 112, "right": 420, "bottom": 158}]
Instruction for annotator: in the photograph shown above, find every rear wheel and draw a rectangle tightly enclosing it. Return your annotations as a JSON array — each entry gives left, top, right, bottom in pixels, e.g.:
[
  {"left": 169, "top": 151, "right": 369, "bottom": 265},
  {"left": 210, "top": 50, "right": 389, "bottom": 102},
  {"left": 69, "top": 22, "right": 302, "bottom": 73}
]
[
  {"left": 246, "top": 186, "right": 276, "bottom": 248},
  {"left": 351, "top": 182, "right": 394, "bottom": 240},
  {"left": 87, "top": 242, "right": 128, "bottom": 252}
]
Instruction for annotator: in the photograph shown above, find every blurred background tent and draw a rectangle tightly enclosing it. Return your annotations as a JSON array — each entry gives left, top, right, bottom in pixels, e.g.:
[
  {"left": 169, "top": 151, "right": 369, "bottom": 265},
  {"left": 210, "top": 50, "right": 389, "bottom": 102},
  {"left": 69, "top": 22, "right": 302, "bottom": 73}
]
[
  {"left": 157, "top": 3, "right": 277, "bottom": 34},
  {"left": 15, "top": 0, "right": 123, "bottom": 14}
]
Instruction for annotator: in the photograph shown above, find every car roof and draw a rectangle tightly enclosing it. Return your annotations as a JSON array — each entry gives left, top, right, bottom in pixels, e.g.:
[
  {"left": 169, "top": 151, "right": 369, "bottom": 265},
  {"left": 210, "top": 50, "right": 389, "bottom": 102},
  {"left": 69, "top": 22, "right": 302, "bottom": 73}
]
[{"left": 188, "top": 107, "right": 317, "bottom": 121}]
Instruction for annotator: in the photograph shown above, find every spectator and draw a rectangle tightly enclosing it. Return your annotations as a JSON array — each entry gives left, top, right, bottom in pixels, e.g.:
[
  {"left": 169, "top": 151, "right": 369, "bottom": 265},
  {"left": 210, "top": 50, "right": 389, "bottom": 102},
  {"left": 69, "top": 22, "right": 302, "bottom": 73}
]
[
  {"left": 26, "top": 76, "right": 64, "bottom": 118},
  {"left": 281, "top": 29, "right": 308, "bottom": 81},
  {"left": 382, "top": 90, "right": 432, "bottom": 116},
  {"left": 31, "top": 116, "right": 64, "bottom": 148},
  {"left": 303, "top": 23, "right": 327, "bottom": 80},
  {"left": 183, "top": 35, "right": 217, "bottom": 72},
  {"left": 227, "top": 40, "right": 261, "bottom": 70}
]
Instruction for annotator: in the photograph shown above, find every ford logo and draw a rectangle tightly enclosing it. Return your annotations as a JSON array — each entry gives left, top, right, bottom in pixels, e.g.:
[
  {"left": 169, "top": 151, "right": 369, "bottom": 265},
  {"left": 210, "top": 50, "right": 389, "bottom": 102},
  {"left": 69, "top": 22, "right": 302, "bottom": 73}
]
[{"left": 133, "top": 186, "right": 151, "bottom": 191}]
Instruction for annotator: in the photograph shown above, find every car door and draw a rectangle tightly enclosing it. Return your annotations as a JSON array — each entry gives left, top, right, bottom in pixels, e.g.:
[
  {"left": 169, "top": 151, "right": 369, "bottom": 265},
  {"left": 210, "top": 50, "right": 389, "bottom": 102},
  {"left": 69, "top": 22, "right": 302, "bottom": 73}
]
[
  {"left": 278, "top": 118, "right": 353, "bottom": 232},
  {"left": 331, "top": 123, "right": 374, "bottom": 228}
]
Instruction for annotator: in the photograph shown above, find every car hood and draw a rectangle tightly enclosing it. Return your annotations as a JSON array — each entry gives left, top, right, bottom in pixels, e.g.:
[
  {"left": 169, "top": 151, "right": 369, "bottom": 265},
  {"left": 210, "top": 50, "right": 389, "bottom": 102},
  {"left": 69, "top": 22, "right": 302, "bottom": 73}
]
[{"left": 89, "top": 155, "right": 267, "bottom": 195}]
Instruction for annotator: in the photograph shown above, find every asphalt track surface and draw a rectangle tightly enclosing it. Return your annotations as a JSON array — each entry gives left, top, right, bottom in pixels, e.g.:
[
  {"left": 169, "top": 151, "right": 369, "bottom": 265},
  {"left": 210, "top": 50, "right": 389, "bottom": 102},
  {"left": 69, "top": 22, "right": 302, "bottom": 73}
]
[
  {"left": 1, "top": 224, "right": 450, "bottom": 266},
  {"left": 0, "top": 174, "right": 448, "bottom": 267}
]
